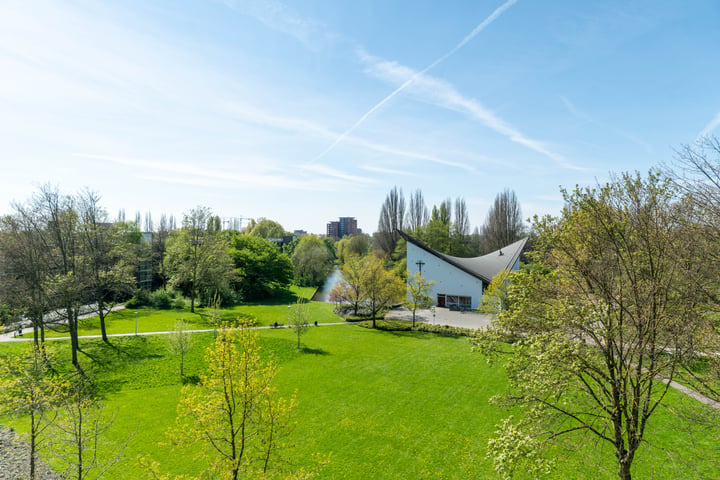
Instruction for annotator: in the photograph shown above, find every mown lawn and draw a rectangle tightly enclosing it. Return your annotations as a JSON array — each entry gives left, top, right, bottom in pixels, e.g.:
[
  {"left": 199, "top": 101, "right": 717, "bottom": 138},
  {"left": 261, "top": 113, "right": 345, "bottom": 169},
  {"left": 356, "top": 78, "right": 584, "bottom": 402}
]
[
  {"left": 25, "top": 286, "right": 340, "bottom": 339},
  {"left": 2, "top": 322, "right": 719, "bottom": 479}
]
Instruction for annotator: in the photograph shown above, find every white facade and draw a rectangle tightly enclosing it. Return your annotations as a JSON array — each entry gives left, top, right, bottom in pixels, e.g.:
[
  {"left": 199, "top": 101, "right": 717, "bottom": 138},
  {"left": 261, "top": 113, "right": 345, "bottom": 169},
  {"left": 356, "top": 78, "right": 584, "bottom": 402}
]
[{"left": 407, "top": 241, "right": 485, "bottom": 309}]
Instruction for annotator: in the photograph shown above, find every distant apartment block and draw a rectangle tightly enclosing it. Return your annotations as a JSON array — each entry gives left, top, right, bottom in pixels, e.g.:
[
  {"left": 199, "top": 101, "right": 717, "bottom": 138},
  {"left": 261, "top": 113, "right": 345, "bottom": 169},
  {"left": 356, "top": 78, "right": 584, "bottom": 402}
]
[{"left": 327, "top": 217, "right": 358, "bottom": 240}]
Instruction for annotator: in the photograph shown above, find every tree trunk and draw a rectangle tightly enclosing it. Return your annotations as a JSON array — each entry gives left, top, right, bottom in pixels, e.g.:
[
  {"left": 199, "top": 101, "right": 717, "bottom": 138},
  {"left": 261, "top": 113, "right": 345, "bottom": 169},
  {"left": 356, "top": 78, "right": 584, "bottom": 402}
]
[
  {"left": 98, "top": 299, "right": 109, "bottom": 343},
  {"left": 30, "top": 411, "right": 36, "bottom": 480},
  {"left": 618, "top": 460, "right": 632, "bottom": 480}
]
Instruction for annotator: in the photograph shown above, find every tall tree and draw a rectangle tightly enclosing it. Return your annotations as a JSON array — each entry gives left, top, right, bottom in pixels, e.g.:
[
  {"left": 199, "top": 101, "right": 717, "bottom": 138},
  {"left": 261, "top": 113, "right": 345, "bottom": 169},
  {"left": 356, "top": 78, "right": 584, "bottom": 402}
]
[
  {"left": 77, "top": 190, "right": 136, "bottom": 343},
  {"left": 482, "top": 189, "right": 524, "bottom": 252},
  {"left": 423, "top": 204, "right": 451, "bottom": 253},
  {"left": 450, "top": 196, "right": 470, "bottom": 256},
  {"left": 39, "top": 185, "right": 86, "bottom": 369},
  {"left": 164, "top": 206, "right": 233, "bottom": 313},
  {"left": 407, "top": 189, "right": 428, "bottom": 233},
  {"left": 169, "top": 326, "right": 296, "bottom": 479},
  {"left": 474, "top": 172, "right": 715, "bottom": 480},
  {"left": 376, "top": 186, "right": 406, "bottom": 255},
  {"left": 0, "top": 203, "right": 51, "bottom": 346},
  {"left": 291, "top": 235, "right": 333, "bottom": 287},
  {"left": 227, "top": 232, "right": 293, "bottom": 300}
]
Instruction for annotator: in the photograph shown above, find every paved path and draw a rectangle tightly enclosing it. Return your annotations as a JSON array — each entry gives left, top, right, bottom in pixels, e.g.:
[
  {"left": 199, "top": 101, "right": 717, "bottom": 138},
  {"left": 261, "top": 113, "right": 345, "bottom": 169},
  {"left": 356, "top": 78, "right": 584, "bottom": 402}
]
[
  {"left": 0, "top": 322, "right": 351, "bottom": 343},
  {"left": 385, "top": 306, "right": 494, "bottom": 329}
]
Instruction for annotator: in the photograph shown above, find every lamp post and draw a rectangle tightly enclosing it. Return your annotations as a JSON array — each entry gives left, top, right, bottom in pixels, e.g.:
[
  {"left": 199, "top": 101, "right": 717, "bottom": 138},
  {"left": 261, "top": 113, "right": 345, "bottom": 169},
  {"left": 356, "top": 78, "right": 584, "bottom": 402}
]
[
  {"left": 431, "top": 306, "right": 436, "bottom": 325},
  {"left": 134, "top": 311, "right": 138, "bottom": 335},
  {"left": 288, "top": 305, "right": 291, "bottom": 328}
]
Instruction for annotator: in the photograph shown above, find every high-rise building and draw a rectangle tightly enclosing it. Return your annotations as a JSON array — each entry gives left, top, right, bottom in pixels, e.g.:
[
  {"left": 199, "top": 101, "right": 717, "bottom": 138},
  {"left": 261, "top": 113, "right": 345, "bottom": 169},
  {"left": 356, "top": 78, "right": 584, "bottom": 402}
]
[
  {"left": 327, "top": 217, "right": 358, "bottom": 240},
  {"left": 338, "top": 217, "right": 357, "bottom": 238}
]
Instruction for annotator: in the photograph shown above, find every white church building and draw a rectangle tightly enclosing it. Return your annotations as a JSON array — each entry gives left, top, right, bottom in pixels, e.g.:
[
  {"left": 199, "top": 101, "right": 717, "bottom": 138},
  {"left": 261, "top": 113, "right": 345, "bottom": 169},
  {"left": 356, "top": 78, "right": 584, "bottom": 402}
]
[{"left": 400, "top": 230, "right": 528, "bottom": 310}]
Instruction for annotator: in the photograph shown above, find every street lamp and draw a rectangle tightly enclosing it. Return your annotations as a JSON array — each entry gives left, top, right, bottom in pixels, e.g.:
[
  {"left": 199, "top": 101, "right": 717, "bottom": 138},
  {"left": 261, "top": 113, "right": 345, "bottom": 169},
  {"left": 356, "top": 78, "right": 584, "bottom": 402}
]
[
  {"left": 135, "top": 312, "right": 138, "bottom": 335},
  {"left": 431, "top": 306, "right": 436, "bottom": 325}
]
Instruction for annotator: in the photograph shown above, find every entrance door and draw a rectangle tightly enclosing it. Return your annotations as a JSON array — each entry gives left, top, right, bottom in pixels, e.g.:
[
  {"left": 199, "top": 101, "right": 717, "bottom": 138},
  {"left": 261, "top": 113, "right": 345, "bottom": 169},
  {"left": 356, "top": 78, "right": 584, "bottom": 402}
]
[{"left": 437, "top": 294, "right": 446, "bottom": 308}]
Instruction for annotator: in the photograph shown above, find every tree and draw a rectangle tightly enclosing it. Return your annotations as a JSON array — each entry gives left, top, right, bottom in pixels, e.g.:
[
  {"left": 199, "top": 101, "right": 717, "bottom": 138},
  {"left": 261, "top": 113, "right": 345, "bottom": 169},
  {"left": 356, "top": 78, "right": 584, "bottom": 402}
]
[
  {"left": 450, "top": 197, "right": 470, "bottom": 256},
  {"left": 405, "top": 271, "right": 434, "bottom": 327},
  {"left": 0, "top": 203, "right": 51, "bottom": 347},
  {"left": 477, "top": 269, "right": 512, "bottom": 315},
  {"left": 164, "top": 206, "right": 233, "bottom": 313},
  {"left": 376, "top": 186, "right": 405, "bottom": 255},
  {"left": 292, "top": 235, "right": 333, "bottom": 287},
  {"left": 0, "top": 345, "right": 66, "bottom": 480},
  {"left": 336, "top": 234, "right": 370, "bottom": 264},
  {"left": 167, "top": 319, "right": 194, "bottom": 378},
  {"left": 227, "top": 232, "right": 293, "bottom": 300},
  {"left": 361, "top": 255, "right": 405, "bottom": 328},
  {"left": 481, "top": 189, "right": 524, "bottom": 253},
  {"left": 474, "top": 172, "right": 714, "bottom": 480},
  {"left": 289, "top": 298, "right": 311, "bottom": 349},
  {"left": 423, "top": 204, "right": 450, "bottom": 253},
  {"left": 407, "top": 188, "right": 428, "bottom": 233},
  {"left": 77, "top": 189, "right": 136, "bottom": 343},
  {"left": 38, "top": 185, "right": 86, "bottom": 369},
  {"left": 50, "top": 375, "right": 123, "bottom": 480},
  {"left": 248, "top": 219, "right": 285, "bottom": 239},
  {"left": 169, "top": 326, "right": 296, "bottom": 480},
  {"left": 330, "top": 254, "right": 365, "bottom": 316}
]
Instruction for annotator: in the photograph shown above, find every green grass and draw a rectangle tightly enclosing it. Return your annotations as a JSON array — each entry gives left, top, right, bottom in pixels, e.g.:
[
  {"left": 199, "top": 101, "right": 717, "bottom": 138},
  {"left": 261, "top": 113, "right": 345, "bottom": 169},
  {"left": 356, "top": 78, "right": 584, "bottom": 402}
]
[
  {"left": 2, "top": 323, "right": 720, "bottom": 479},
  {"left": 24, "top": 286, "right": 339, "bottom": 339}
]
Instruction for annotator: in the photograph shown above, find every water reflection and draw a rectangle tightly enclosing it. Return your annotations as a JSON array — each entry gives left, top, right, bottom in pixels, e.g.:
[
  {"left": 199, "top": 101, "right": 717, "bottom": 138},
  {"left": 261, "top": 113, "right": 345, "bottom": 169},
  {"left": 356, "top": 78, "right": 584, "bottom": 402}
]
[{"left": 313, "top": 267, "right": 343, "bottom": 302}]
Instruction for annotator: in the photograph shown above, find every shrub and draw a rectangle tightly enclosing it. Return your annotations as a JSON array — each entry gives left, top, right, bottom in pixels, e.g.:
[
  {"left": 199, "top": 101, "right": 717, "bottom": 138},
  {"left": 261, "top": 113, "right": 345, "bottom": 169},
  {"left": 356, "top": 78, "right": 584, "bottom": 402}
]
[
  {"left": 173, "top": 297, "right": 185, "bottom": 309},
  {"left": 150, "top": 290, "right": 172, "bottom": 310},
  {"left": 125, "top": 288, "right": 151, "bottom": 309}
]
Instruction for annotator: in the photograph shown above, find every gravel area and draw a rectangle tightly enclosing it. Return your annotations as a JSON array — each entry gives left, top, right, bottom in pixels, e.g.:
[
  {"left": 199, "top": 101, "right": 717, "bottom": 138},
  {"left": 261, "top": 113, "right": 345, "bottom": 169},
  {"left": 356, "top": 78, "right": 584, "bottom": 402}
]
[{"left": 0, "top": 427, "right": 60, "bottom": 480}]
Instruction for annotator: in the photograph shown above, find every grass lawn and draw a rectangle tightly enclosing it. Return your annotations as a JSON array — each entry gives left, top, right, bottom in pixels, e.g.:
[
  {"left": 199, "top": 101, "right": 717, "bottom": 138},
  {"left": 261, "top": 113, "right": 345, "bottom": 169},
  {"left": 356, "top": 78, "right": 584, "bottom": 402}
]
[
  {"left": 2, "top": 323, "right": 719, "bottom": 479},
  {"left": 25, "top": 286, "right": 340, "bottom": 339}
]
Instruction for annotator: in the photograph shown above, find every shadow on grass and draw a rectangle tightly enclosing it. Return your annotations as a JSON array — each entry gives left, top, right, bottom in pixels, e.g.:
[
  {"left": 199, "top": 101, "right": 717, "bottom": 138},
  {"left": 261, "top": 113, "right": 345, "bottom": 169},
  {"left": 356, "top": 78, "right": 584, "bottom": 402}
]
[
  {"left": 182, "top": 374, "right": 201, "bottom": 385},
  {"left": 299, "top": 346, "right": 330, "bottom": 356}
]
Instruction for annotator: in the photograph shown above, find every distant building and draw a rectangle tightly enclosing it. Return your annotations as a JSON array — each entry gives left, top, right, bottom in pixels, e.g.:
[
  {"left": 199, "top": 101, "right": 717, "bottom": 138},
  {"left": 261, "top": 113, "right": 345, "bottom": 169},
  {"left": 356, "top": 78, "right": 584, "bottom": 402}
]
[{"left": 327, "top": 217, "right": 358, "bottom": 240}]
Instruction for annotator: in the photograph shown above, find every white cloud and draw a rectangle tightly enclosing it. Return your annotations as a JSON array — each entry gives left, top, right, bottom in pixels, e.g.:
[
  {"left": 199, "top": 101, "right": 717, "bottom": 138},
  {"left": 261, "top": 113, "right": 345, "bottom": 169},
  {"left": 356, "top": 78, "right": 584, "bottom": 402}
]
[
  {"left": 220, "top": 0, "right": 333, "bottom": 49},
  {"left": 698, "top": 112, "right": 720, "bottom": 140},
  {"left": 360, "top": 52, "right": 581, "bottom": 170}
]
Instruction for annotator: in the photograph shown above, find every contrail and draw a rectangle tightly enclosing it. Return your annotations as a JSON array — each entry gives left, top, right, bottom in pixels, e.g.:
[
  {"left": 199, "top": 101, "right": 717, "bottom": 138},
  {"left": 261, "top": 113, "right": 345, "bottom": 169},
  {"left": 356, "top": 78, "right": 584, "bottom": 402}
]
[{"left": 311, "top": 0, "right": 518, "bottom": 163}]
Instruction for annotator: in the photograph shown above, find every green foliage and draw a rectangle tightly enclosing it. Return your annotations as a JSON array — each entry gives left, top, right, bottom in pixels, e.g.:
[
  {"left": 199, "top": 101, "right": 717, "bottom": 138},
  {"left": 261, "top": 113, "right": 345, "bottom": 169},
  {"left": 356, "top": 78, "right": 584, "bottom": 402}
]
[
  {"left": 150, "top": 290, "right": 173, "bottom": 310},
  {"left": 227, "top": 232, "right": 293, "bottom": 300},
  {"left": 125, "top": 288, "right": 151, "bottom": 309},
  {"left": 478, "top": 270, "right": 512, "bottom": 315},
  {"left": 335, "top": 234, "right": 370, "bottom": 263},
  {"left": 289, "top": 298, "right": 311, "bottom": 348},
  {"left": 404, "top": 271, "right": 434, "bottom": 327},
  {"left": 292, "top": 235, "right": 333, "bottom": 287},
  {"left": 164, "top": 206, "right": 234, "bottom": 313},
  {"left": 248, "top": 219, "right": 286, "bottom": 239},
  {"left": 168, "top": 326, "right": 296, "bottom": 479},
  {"left": 475, "top": 171, "right": 718, "bottom": 479}
]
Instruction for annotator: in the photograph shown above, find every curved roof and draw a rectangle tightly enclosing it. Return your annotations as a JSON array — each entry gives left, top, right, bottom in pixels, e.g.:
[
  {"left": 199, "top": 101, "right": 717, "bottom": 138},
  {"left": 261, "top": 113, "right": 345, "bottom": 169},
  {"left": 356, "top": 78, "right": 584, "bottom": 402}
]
[{"left": 398, "top": 230, "right": 528, "bottom": 284}]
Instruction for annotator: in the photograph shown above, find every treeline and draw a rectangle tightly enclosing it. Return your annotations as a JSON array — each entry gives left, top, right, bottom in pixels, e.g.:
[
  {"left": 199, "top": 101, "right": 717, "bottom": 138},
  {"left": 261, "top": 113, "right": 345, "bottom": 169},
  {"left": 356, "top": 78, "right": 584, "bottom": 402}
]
[{"left": 0, "top": 187, "right": 338, "bottom": 366}]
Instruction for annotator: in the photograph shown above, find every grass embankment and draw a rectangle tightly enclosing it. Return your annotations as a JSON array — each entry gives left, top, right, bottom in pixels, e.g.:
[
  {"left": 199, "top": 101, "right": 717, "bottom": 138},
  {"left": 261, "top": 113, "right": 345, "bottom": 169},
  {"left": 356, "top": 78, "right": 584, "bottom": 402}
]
[{"left": 2, "top": 306, "right": 720, "bottom": 479}]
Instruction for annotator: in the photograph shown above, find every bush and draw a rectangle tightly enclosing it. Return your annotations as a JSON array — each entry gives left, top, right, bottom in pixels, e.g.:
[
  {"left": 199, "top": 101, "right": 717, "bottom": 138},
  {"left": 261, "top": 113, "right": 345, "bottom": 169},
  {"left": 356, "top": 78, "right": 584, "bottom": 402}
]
[
  {"left": 173, "top": 297, "right": 185, "bottom": 309},
  {"left": 150, "top": 290, "right": 172, "bottom": 310},
  {"left": 125, "top": 288, "right": 151, "bottom": 309}
]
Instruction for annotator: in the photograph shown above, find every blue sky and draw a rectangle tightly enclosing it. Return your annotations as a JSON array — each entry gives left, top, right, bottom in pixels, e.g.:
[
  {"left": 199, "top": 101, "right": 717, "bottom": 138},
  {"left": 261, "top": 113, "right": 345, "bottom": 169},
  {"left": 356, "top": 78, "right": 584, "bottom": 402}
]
[{"left": 1, "top": 0, "right": 719, "bottom": 234}]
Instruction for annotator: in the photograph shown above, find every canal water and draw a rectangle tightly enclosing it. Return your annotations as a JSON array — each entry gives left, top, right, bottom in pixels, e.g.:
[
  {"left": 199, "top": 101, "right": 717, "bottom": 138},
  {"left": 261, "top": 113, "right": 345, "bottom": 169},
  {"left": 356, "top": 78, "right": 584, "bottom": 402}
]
[{"left": 312, "top": 267, "right": 344, "bottom": 302}]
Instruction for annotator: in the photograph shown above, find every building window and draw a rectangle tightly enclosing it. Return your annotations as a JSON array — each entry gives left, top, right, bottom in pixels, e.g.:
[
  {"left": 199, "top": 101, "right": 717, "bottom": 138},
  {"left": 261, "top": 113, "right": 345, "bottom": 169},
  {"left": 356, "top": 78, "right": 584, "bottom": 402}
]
[{"left": 437, "top": 294, "right": 471, "bottom": 310}]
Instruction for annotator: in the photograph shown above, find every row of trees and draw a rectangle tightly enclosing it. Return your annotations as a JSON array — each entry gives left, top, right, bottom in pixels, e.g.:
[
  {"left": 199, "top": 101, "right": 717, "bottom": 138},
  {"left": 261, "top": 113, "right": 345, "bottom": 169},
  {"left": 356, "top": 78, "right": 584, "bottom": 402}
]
[
  {"left": 0, "top": 190, "right": 338, "bottom": 369},
  {"left": 375, "top": 187, "right": 525, "bottom": 259},
  {"left": 476, "top": 137, "right": 720, "bottom": 480}
]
